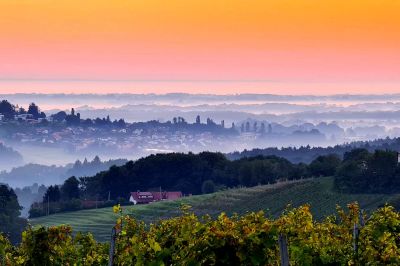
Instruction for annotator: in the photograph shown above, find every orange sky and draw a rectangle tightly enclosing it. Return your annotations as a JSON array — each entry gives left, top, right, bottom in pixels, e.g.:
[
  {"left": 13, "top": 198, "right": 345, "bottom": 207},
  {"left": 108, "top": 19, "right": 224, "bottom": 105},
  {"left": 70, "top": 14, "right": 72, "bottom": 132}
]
[{"left": 0, "top": 0, "right": 399, "bottom": 94}]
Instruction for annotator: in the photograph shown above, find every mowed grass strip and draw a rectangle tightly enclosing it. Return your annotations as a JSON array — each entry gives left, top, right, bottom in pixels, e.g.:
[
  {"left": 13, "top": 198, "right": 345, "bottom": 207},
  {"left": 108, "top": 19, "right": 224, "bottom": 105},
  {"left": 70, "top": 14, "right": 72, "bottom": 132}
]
[{"left": 30, "top": 177, "right": 400, "bottom": 242}]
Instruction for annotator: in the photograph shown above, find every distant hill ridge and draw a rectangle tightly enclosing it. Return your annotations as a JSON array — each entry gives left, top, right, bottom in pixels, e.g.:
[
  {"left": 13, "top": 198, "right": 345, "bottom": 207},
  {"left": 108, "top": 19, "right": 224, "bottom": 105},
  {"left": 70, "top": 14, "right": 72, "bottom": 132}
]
[
  {"left": 0, "top": 157, "right": 128, "bottom": 188},
  {"left": 0, "top": 143, "right": 23, "bottom": 170}
]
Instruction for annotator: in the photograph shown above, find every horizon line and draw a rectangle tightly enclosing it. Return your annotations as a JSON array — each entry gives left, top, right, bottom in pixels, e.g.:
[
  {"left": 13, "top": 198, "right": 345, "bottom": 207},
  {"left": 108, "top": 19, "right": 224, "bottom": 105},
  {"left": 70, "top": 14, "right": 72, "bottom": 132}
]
[
  {"left": 0, "top": 78, "right": 279, "bottom": 83},
  {"left": 1, "top": 92, "right": 400, "bottom": 97},
  {"left": 1, "top": 78, "right": 399, "bottom": 84}
]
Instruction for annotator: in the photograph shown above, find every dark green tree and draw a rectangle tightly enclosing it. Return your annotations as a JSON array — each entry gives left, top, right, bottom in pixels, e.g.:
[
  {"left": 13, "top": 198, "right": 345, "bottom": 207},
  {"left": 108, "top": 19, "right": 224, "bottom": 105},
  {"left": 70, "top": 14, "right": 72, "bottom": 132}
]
[
  {"left": 0, "top": 185, "right": 27, "bottom": 244},
  {"left": 27, "top": 103, "right": 40, "bottom": 119},
  {"left": 61, "top": 176, "right": 80, "bottom": 200},
  {"left": 309, "top": 154, "right": 341, "bottom": 177},
  {"left": 0, "top": 100, "right": 16, "bottom": 119},
  {"left": 42, "top": 185, "right": 61, "bottom": 202}
]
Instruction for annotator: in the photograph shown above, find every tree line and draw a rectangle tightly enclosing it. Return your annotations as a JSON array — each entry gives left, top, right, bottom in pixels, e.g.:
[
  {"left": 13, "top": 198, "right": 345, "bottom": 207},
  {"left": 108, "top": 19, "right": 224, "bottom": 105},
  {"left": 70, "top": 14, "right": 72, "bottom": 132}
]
[
  {"left": 227, "top": 137, "right": 400, "bottom": 163},
  {"left": 334, "top": 149, "right": 400, "bottom": 193}
]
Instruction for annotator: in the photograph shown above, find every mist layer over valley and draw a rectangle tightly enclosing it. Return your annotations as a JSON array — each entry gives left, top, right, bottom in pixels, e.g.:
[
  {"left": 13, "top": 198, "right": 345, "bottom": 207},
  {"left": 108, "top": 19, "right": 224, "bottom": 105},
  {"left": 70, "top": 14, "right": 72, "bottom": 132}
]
[{"left": 1, "top": 93, "right": 400, "bottom": 172}]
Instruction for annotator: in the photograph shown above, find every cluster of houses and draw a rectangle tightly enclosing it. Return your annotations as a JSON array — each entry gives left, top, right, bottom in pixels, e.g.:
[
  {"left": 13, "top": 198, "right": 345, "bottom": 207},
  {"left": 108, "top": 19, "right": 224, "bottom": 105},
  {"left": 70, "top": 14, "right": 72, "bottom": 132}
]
[
  {"left": 0, "top": 113, "right": 49, "bottom": 123},
  {"left": 3, "top": 122, "right": 232, "bottom": 157}
]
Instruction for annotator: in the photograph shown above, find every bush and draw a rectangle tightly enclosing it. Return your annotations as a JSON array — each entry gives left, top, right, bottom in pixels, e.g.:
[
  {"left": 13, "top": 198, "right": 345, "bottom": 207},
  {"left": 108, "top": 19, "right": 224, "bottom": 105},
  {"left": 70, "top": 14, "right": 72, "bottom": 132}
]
[
  {"left": 112, "top": 203, "right": 399, "bottom": 265},
  {"left": 309, "top": 154, "right": 341, "bottom": 177},
  {"left": 3, "top": 226, "right": 108, "bottom": 265},
  {"left": 2, "top": 203, "right": 400, "bottom": 265}
]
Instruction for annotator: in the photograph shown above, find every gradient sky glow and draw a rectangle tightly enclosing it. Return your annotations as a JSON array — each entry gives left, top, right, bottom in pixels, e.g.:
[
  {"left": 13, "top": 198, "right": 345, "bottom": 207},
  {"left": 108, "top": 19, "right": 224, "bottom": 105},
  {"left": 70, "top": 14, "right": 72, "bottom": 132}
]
[{"left": 0, "top": 0, "right": 399, "bottom": 94}]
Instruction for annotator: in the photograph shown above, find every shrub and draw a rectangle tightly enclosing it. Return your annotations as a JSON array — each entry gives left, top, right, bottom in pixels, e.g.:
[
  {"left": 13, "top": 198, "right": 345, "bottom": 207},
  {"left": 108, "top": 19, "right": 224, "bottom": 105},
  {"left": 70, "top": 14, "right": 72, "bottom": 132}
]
[{"left": 1, "top": 203, "right": 400, "bottom": 265}]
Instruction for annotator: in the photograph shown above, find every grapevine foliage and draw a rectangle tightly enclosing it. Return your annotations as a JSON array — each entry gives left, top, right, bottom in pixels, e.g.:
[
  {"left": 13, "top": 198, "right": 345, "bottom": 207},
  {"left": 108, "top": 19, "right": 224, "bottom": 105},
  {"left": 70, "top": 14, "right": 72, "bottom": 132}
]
[{"left": 1, "top": 203, "right": 399, "bottom": 265}]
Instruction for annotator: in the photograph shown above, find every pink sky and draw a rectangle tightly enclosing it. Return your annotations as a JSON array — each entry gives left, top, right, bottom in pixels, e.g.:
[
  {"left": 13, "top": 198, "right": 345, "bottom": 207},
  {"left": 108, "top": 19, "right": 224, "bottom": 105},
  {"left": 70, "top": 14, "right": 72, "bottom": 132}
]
[{"left": 0, "top": 0, "right": 399, "bottom": 95}]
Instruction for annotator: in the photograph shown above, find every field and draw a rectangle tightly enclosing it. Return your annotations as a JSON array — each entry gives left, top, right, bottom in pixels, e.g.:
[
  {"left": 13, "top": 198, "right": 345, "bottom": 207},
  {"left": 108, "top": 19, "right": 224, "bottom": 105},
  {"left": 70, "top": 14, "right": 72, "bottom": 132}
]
[{"left": 30, "top": 177, "right": 400, "bottom": 242}]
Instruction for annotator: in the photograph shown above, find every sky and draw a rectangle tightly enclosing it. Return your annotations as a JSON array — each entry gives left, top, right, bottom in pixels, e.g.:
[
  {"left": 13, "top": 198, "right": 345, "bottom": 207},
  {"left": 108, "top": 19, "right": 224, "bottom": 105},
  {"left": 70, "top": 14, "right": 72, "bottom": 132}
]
[{"left": 0, "top": 0, "right": 399, "bottom": 95}]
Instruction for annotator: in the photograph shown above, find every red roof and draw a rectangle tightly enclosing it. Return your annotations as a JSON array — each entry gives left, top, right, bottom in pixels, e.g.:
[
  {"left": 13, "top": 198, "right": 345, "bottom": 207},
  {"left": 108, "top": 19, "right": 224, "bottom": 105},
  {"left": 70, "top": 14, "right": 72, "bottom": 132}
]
[{"left": 130, "top": 191, "right": 182, "bottom": 204}]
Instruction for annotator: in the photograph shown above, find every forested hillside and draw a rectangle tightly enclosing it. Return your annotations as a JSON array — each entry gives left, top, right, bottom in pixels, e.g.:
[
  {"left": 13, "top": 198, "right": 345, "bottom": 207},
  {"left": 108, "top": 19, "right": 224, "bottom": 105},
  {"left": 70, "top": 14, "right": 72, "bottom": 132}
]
[
  {"left": 335, "top": 149, "right": 400, "bottom": 193},
  {"left": 227, "top": 137, "right": 400, "bottom": 163},
  {"left": 29, "top": 147, "right": 400, "bottom": 218},
  {"left": 80, "top": 152, "right": 316, "bottom": 200},
  {"left": 0, "top": 157, "right": 127, "bottom": 187}
]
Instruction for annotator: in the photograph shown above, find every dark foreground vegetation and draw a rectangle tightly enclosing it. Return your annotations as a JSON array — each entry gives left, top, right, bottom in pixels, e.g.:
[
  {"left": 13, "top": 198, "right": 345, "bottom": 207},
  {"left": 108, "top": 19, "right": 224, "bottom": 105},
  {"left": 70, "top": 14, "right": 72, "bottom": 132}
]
[
  {"left": 0, "top": 185, "right": 27, "bottom": 244},
  {"left": 1, "top": 203, "right": 400, "bottom": 265}
]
